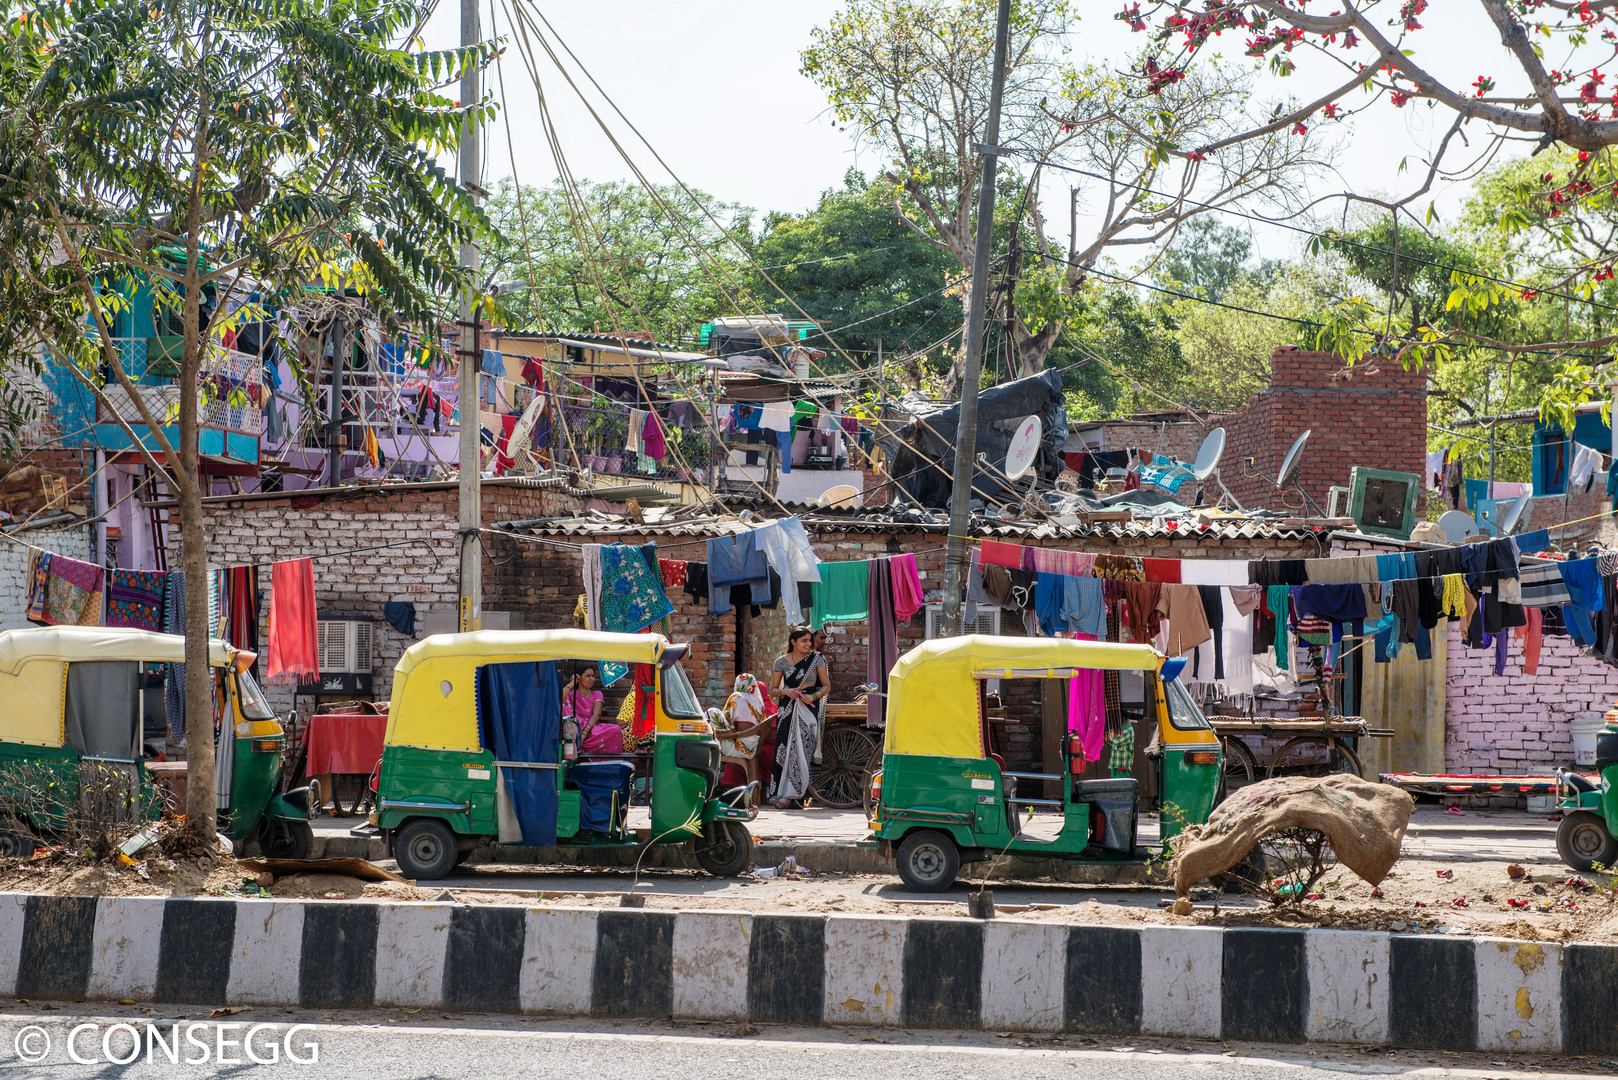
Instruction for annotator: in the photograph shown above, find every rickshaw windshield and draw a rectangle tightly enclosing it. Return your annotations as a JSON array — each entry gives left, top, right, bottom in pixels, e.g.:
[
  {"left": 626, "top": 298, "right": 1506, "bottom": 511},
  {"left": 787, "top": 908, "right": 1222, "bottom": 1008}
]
[
  {"left": 235, "top": 671, "right": 277, "bottom": 720},
  {"left": 1164, "top": 677, "right": 1211, "bottom": 731},
  {"left": 660, "top": 662, "right": 703, "bottom": 720}
]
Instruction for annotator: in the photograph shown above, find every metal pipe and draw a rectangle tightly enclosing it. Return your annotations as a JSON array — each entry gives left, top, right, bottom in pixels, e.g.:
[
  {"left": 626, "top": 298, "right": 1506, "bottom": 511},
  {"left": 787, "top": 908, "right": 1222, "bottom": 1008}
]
[{"left": 941, "top": 0, "right": 1013, "bottom": 637}]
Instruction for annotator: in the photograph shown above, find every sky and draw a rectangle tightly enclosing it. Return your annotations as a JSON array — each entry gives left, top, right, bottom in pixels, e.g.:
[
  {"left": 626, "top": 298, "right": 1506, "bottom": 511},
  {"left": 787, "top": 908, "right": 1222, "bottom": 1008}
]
[{"left": 417, "top": 1, "right": 1556, "bottom": 275}]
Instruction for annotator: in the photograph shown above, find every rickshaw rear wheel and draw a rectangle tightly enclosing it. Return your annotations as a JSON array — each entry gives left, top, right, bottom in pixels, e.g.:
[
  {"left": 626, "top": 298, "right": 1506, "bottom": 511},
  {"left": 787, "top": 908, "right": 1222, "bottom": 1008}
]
[
  {"left": 693, "top": 820, "right": 752, "bottom": 878},
  {"left": 1556, "top": 810, "right": 1618, "bottom": 872},
  {"left": 896, "top": 830, "right": 960, "bottom": 892},
  {"left": 258, "top": 819, "right": 312, "bottom": 861},
  {"left": 0, "top": 820, "right": 35, "bottom": 859},
  {"left": 395, "top": 818, "right": 458, "bottom": 880}
]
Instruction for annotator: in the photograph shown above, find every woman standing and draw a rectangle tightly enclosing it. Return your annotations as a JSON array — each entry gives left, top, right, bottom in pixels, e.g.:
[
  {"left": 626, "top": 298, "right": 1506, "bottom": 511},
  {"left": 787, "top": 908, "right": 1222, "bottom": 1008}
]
[{"left": 767, "top": 627, "right": 828, "bottom": 808}]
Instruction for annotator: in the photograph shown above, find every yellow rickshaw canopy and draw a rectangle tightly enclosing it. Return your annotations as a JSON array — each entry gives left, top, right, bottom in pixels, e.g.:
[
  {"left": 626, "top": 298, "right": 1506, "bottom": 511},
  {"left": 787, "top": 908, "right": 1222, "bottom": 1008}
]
[
  {"left": 387, "top": 629, "right": 670, "bottom": 752},
  {"left": 884, "top": 635, "right": 1163, "bottom": 759},
  {"left": 0, "top": 627, "right": 237, "bottom": 749}
]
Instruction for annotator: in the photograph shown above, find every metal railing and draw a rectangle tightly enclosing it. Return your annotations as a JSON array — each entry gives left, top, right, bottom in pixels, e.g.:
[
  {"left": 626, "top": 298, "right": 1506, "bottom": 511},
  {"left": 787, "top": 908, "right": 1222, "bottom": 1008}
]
[
  {"left": 562, "top": 403, "right": 718, "bottom": 486},
  {"left": 95, "top": 338, "right": 260, "bottom": 436}
]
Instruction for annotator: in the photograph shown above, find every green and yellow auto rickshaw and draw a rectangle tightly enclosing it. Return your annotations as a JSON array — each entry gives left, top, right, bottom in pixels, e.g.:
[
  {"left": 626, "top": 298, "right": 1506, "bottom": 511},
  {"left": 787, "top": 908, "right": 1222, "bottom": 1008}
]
[
  {"left": 870, "top": 635, "right": 1223, "bottom": 891},
  {"left": 368, "top": 629, "right": 755, "bottom": 881},
  {"left": 0, "top": 626, "right": 315, "bottom": 857},
  {"left": 1555, "top": 720, "right": 1618, "bottom": 871}
]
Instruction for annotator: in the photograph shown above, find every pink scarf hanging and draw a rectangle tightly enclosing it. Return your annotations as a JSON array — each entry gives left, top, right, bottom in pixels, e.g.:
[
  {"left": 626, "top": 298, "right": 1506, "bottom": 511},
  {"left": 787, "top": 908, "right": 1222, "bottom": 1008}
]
[
  {"left": 1067, "top": 632, "right": 1106, "bottom": 762},
  {"left": 267, "top": 558, "right": 319, "bottom": 683},
  {"left": 889, "top": 553, "right": 924, "bottom": 622}
]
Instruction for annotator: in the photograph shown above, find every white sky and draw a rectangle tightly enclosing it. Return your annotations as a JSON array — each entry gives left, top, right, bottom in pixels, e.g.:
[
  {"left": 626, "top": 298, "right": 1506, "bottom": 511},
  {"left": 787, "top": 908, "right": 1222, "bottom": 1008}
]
[{"left": 420, "top": 1, "right": 1556, "bottom": 272}]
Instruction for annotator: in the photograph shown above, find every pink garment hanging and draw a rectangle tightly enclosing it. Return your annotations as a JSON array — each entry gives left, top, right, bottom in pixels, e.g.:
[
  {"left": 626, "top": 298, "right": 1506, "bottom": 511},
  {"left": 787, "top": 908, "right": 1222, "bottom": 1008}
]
[
  {"left": 643, "top": 410, "right": 666, "bottom": 461},
  {"left": 267, "top": 558, "right": 319, "bottom": 684},
  {"left": 889, "top": 553, "right": 924, "bottom": 622},
  {"left": 979, "top": 540, "right": 1024, "bottom": 569},
  {"left": 1067, "top": 632, "right": 1105, "bottom": 762}
]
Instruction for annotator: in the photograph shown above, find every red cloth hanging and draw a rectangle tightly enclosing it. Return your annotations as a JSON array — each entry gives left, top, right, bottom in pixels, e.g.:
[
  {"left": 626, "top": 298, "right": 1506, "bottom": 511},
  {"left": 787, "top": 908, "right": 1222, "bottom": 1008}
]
[
  {"left": 979, "top": 540, "right": 1025, "bottom": 569},
  {"left": 267, "top": 558, "right": 319, "bottom": 684},
  {"left": 632, "top": 663, "right": 657, "bottom": 736},
  {"left": 1142, "top": 558, "right": 1181, "bottom": 584}
]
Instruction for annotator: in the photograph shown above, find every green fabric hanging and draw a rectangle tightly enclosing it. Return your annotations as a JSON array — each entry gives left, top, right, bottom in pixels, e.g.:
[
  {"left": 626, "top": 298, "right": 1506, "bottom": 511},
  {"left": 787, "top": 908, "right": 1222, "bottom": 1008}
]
[{"left": 810, "top": 560, "right": 871, "bottom": 630}]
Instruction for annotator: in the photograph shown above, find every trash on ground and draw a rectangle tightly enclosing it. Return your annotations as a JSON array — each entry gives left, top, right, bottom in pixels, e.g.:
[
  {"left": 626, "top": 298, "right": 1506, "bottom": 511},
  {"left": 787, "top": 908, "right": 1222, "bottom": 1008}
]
[{"left": 236, "top": 856, "right": 410, "bottom": 884}]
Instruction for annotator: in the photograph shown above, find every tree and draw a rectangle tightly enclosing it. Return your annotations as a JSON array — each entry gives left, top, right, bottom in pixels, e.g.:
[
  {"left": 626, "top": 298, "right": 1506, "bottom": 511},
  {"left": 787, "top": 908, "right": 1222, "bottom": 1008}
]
[
  {"left": 1154, "top": 215, "right": 1271, "bottom": 303},
  {"left": 0, "top": 0, "right": 493, "bottom": 842},
  {"left": 751, "top": 171, "right": 964, "bottom": 373},
  {"left": 803, "top": 0, "right": 1326, "bottom": 388},
  {"left": 483, "top": 177, "right": 751, "bottom": 347}
]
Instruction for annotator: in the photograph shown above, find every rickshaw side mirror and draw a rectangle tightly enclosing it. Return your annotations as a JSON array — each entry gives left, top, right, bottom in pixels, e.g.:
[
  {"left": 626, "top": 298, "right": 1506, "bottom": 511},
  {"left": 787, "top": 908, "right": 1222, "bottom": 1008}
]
[{"left": 1160, "top": 658, "right": 1186, "bottom": 684}]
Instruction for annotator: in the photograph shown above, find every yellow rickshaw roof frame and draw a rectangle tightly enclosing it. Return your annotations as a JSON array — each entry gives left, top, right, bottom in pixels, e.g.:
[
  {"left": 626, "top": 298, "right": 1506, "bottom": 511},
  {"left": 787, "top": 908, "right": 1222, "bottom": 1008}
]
[
  {"left": 884, "top": 635, "right": 1164, "bottom": 760},
  {"left": 0, "top": 626, "right": 238, "bottom": 675}
]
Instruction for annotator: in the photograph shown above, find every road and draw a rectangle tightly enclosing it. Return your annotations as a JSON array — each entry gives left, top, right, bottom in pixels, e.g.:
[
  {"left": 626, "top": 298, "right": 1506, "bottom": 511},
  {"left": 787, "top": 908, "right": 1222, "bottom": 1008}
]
[{"left": 0, "top": 1009, "right": 1604, "bottom": 1079}]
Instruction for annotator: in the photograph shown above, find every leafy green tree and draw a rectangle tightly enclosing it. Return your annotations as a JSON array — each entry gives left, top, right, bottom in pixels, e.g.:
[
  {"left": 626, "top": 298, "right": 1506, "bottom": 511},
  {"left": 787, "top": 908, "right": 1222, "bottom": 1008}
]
[
  {"left": 0, "top": 0, "right": 493, "bottom": 840},
  {"left": 1154, "top": 216, "right": 1276, "bottom": 304},
  {"left": 484, "top": 178, "right": 750, "bottom": 348},
  {"left": 751, "top": 171, "right": 963, "bottom": 375}
]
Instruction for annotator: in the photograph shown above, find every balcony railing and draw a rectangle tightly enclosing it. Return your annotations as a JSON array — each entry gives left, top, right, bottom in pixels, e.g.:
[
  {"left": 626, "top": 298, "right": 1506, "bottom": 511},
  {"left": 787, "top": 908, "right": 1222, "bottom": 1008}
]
[{"left": 96, "top": 337, "right": 261, "bottom": 437}]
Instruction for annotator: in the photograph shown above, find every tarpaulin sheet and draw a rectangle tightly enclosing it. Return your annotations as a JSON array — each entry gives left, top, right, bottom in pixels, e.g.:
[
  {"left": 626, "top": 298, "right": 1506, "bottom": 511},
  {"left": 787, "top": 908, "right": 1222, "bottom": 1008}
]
[
  {"left": 569, "top": 760, "right": 634, "bottom": 833},
  {"left": 478, "top": 661, "right": 560, "bottom": 845},
  {"left": 303, "top": 713, "right": 388, "bottom": 775},
  {"left": 888, "top": 369, "right": 1066, "bottom": 508}
]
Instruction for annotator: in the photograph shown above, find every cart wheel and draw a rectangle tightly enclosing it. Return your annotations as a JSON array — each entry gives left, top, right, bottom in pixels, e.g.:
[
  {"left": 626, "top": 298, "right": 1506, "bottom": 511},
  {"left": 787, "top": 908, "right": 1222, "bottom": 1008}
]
[
  {"left": 809, "top": 727, "right": 879, "bottom": 810},
  {"left": 259, "top": 819, "right": 313, "bottom": 860},
  {"left": 395, "top": 818, "right": 458, "bottom": 880},
  {"left": 896, "top": 830, "right": 960, "bottom": 892},
  {"left": 1556, "top": 810, "right": 1618, "bottom": 872},
  {"left": 694, "top": 820, "right": 753, "bottom": 877},
  {"left": 329, "top": 774, "right": 370, "bottom": 818},
  {"left": 0, "top": 819, "right": 36, "bottom": 859},
  {"left": 1267, "top": 736, "right": 1363, "bottom": 780},
  {"left": 1216, "top": 737, "right": 1259, "bottom": 805}
]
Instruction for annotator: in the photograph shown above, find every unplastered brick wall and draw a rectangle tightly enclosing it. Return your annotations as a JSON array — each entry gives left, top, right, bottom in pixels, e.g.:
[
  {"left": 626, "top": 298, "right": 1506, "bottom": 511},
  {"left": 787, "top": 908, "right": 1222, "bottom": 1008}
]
[
  {"left": 1094, "top": 419, "right": 1214, "bottom": 463},
  {"left": 1445, "top": 621, "right": 1618, "bottom": 774},
  {"left": 169, "top": 480, "right": 584, "bottom": 716},
  {"left": 0, "top": 524, "right": 91, "bottom": 630}
]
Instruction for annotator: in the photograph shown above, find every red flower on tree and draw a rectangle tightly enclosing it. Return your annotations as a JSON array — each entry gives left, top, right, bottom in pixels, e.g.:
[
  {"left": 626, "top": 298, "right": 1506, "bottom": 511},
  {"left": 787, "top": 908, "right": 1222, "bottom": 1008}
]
[{"left": 1472, "top": 75, "right": 1495, "bottom": 96}]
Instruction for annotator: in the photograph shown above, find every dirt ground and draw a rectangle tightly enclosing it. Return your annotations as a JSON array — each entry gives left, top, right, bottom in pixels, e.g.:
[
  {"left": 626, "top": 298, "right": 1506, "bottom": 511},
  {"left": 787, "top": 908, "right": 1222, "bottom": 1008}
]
[{"left": 3, "top": 839, "right": 1616, "bottom": 942}]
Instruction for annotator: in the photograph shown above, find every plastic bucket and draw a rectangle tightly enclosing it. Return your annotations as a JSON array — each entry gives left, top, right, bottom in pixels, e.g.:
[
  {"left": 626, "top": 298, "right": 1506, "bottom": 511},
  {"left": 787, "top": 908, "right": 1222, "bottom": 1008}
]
[{"left": 1572, "top": 715, "right": 1607, "bottom": 766}]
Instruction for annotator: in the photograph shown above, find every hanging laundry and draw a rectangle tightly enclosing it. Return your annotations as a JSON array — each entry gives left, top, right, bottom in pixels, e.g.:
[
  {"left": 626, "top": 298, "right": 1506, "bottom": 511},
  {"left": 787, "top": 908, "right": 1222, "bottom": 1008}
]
[
  {"left": 868, "top": 556, "right": 897, "bottom": 727},
  {"left": 1069, "top": 633, "right": 1106, "bottom": 762},
  {"left": 753, "top": 517, "right": 822, "bottom": 625},
  {"left": 598, "top": 544, "right": 675, "bottom": 634},
  {"left": 625, "top": 409, "right": 646, "bottom": 454},
  {"left": 1571, "top": 443, "right": 1603, "bottom": 492},
  {"left": 42, "top": 555, "right": 104, "bottom": 626},
  {"left": 759, "top": 402, "right": 793, "bottom": 431},
  {"left": 979, "top": 540, "right": 1025, "bottom": 569},
  {"left": 643, "top": 410, "right": 666, "bottom": 462},
  {"left": 582, "top": 544, "right": 603, "bottom": 630},
  {"left": 163, "top": 571, "right": 186, "bottom": 745},
  {"left": 106, "top": 569, "right": 167, "bottom": 631},
  {"left": 23, "top": 549, "right": 51, "bottom": 624},
  {"left": 658, "top": 559, "right": 688, "bottom": 588},
  {"left": 383, "top": 600, "right": 416, "bottom": 636},
  {"left": 1027, "top": 548, "right": 1093, "bottom": 577},
  {"left": 1154, "top": 584, "right": 1211, "bottom": 656},
  {"left": 363, "top": 425, "right": 380, "bottom": 468},
  {"left": 266, "top": 558, "right": 319, "bottom": 683},
  {"left": 889, "top": 554, "right": 924, "bottom": 623},
  {"left": 707, "top": 533, "right": 771, "bottom": 616},
  {"left": 811, "top": 560, "right": 870, "bottom": 629},
  {"left": 1062, "top": 576, "right": 1106, "bottom": 637}
]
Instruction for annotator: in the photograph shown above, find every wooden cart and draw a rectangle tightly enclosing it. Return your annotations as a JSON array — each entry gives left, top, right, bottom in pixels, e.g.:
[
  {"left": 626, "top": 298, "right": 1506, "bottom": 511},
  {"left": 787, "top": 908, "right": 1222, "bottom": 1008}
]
[
  {"left": 1209, "top": 716, "right": 1394, "bottom": 796},
  {"left": 809, "top": 701, "right": 882, "bottom": 809}
]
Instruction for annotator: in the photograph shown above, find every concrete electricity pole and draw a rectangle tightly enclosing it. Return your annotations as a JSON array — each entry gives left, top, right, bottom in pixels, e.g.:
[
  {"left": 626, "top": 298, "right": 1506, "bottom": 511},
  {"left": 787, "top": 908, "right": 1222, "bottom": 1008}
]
[
  {"left": 456, "top": 0, "right": 483, "bottom": 633},
  {"left": 940, "top": 0, "right": 1012, "bottom": 637}
]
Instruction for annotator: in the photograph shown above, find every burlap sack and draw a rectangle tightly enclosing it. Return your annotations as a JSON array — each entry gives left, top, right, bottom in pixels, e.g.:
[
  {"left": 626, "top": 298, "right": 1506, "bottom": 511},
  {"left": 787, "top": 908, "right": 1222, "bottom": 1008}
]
[{"left": 1167, "top": 773, "right": 1414, "bottom": 897}]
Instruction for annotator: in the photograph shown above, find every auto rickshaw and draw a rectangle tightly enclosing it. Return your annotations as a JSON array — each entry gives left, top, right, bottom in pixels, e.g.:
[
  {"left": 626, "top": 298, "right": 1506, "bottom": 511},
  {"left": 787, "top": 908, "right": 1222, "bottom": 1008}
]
[
  {"left": 870, "top": 635, "right": 1223, "bottom": 891},
  {"left": 1555, "top": 721, "right": 1618, "bottom": 871},
  {"left": 0, "top": 626, "right": 315, "bottom": 857},
  {"left": 366, "top": 629, "right": 756, "bottom": 881}
]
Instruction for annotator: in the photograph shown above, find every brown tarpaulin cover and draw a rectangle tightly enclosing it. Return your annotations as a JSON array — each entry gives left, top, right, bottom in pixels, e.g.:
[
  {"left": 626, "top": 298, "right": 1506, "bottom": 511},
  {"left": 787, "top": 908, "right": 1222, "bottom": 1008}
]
[
  {"left": 1167, "top": 774, "right": 1414, "bottom": 897},
  {"left": 236, "top": 857, "right": 410, "bottom": 884}
]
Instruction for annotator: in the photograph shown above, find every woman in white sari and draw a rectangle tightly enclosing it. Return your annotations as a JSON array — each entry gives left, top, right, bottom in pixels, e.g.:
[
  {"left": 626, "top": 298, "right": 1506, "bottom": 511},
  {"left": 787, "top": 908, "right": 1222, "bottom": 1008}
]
[{"left": 767, "top": 627, "right": 828, "bottom": 808}]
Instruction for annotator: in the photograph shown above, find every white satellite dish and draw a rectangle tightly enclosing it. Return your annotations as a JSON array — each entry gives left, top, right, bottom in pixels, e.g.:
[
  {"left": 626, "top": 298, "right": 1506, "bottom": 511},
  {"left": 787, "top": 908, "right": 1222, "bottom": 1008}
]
[
  {"left": 1437, "top": 509, "right": 1480, "bottom": 544},
  {"left": 1005, "top": 415, "right": 1042, "bottom": 481},
  {"left": 1500, "top": 490, "right": 1534, "bottom": 535},
  {"left": 1277, "top": 430, "right": 1311, "bottom": 489},
  {"left": 1192, "top": 428, "right": 1226, "bottom": 481}
]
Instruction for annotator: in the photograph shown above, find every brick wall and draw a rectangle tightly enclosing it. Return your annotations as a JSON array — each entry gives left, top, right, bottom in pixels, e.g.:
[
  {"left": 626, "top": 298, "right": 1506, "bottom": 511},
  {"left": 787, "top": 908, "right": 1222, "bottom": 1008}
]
[
  {"left": 1095, "top": 420, "right": 1212, "bottom": 463},
  {"left": 0, "top": 524, "right": 91, "bottom": 630},
  {"left": 2, "top": 449, "right": 97, "bottom": 490}
]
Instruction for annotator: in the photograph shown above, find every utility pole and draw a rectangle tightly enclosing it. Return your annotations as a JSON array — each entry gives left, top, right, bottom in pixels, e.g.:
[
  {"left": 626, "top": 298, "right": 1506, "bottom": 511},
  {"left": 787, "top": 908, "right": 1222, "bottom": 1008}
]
[
  {"left": 456, "top": 0, "right": 482, "bottom": 634},
  {"left": 940, "top": 0, "right": 1012, "bottom": 637}
]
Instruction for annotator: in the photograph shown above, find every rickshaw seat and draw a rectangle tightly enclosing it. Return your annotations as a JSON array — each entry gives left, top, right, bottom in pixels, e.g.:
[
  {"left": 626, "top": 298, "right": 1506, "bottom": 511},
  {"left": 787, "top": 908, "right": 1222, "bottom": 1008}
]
[
  {"left": 1073, "top": 778, "right": 1138, "bottom": 855},
  {"left": 1565, "top": 770, "right": 1598, "bottom": 794}
]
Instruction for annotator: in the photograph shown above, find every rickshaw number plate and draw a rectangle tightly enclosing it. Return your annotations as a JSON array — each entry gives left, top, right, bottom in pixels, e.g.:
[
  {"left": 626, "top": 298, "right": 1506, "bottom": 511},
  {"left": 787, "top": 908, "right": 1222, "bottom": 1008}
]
[
  {"left": 970, "top": 778, "right": 994, "bottom": 790},
  {"left": 468, "top": 768, "right": 490, "bottom": 780},
  {"left": 977, "top": 795, "right": 996, "bottom": 804}
]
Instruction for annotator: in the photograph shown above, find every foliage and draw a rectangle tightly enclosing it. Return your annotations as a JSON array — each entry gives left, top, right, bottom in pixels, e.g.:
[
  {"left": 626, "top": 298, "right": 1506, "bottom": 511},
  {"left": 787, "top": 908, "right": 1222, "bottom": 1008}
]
[
  {"left": 750, "top": 171, "right": 963, "bottom": 373},
  {"left": 484, "top": 177, "right": 751, "bottom": 348},
  {"left": 1154, "top": 216, "right": 1275, "bottom": 304},
  {"left": 1057, "top": 281, "right": 1187, "bottom": 420},
  {"left": 0, "top": 761, "right": 165, "bottom": 863}
]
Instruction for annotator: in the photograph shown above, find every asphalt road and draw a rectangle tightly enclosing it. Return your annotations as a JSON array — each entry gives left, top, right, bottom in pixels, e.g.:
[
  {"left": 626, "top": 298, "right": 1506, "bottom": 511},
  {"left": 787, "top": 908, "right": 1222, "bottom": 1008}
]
[{"left": 0, "top": 1009, "right": 1603, "bottom": 1079}]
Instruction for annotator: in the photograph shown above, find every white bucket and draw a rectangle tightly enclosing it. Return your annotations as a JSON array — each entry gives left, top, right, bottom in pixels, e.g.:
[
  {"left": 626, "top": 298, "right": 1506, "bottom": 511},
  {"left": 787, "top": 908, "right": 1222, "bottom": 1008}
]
[{"left": 1572, "top": 715, "right": 1608, "bottom": 766}]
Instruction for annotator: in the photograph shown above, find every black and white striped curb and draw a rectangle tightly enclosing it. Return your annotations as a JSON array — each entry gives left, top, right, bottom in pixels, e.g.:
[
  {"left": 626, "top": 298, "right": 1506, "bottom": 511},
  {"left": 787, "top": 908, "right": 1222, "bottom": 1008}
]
[{"left": 3, "top": 893, "right": 1614, "bottom": 1054}]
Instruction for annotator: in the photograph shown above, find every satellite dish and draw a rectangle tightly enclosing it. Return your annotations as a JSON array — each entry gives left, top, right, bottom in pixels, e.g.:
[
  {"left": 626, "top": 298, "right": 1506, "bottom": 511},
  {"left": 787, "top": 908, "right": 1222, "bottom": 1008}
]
[
  {"left": 1005, "top": 415, "right": 1042, "bottom": 481},
  {"left": 1277, "top": 430, "right": 1311, "bottom": 489},
  {"left": 1192, "top": 427, "right": 1226, "bottom": 481},
  {"left": 1437, "top": 509, "right": 1480, "bottom": 544},
  {"left": 1500, "top": 490, "right": 1534, "bottom": 535}
]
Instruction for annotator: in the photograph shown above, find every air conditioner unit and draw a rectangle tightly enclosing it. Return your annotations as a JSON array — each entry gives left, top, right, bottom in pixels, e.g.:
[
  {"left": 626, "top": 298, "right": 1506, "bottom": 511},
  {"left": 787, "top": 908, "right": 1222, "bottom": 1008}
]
[
  {"left": 925, "top": 604, "right": 1001, "bottom": 692},
  {"left": 1326, "top": 485, "right": 1351, "bottom": 518},
  {"left": 297, "top": 618, "right": 375, "bottom": 696},
  {"left": 1348, "top": 467, "right": 1420, "bottom": 539}
]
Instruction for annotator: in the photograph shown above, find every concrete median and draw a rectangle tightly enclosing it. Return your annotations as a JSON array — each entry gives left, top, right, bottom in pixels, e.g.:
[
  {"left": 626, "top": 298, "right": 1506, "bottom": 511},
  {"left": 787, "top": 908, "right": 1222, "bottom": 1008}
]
[{"left": 1, "top": 891, "right": 1610, "bottom": 1055}]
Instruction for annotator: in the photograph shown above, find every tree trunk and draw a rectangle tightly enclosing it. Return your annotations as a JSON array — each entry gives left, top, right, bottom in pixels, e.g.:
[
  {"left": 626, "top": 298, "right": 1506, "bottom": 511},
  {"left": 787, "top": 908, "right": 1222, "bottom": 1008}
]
[{"left": 1009, "top": 313, "right": 1062, "bottom": 381}]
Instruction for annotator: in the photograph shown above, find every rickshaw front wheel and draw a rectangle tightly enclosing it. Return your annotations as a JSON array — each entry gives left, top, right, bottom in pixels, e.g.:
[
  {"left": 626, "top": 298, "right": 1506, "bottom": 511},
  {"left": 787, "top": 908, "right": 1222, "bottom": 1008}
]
[
  {"left": 259, "top": 819, "right": 313, "bottom": 861},
  {"left": 693, "top": 820, "right": 753, "bottom": 878},
  {"left": 1556, "top": 810, "right": 1618, "bottom": 872},
  {"left": 395, "top": 818, "right": 459, "bottom": 880},
  {"left": 896, "top": 831, "right": 960, "bottom": 892}
]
